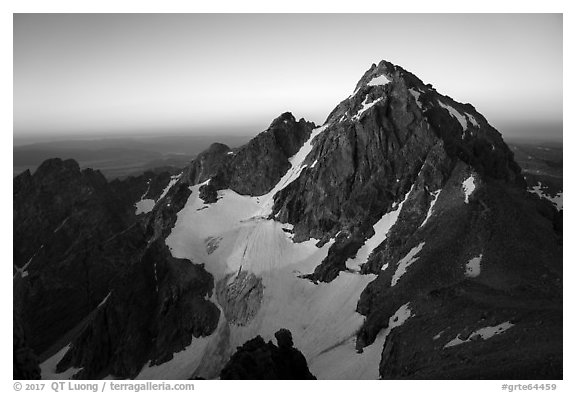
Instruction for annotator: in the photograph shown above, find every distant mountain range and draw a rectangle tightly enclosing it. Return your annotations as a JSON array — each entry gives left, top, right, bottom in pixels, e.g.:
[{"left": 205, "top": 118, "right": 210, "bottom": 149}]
[
  {"left": 14, "top": 60, "right": 562, "bottom": 380},
  {"left": 13, "top": 134, "right": 253, "bottom": 179}
]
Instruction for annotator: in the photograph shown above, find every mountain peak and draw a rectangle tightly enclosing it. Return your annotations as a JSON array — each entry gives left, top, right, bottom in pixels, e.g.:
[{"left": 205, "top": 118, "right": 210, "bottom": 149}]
[
  {"left": 269, "top": 112, "right": 297, "bottom": 128},
  {"left": 34, "top": 158, "right": 81, "bottom": 178}
]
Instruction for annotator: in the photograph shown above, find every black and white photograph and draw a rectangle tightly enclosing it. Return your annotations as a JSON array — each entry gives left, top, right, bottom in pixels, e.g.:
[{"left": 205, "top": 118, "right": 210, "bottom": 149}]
[{"left": 9, "top": 5, "right": 569, "bottom": 388}]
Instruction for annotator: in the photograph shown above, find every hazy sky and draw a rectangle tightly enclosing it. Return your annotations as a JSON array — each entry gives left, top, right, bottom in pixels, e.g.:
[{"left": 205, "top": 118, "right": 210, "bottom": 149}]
[{"left": 14, "top": 13, "right": 562, "bottom": 142}]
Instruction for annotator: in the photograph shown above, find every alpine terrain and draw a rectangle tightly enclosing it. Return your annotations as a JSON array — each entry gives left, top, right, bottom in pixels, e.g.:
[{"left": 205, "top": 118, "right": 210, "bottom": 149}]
[{"left": 13, "top": 60, "right": 562, "bottom": 380}]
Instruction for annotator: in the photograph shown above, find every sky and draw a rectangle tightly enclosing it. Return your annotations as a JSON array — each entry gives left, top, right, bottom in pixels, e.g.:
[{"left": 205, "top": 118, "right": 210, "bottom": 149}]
[{"left": 13, "top": 13, "right": 563, "bottom": 143}]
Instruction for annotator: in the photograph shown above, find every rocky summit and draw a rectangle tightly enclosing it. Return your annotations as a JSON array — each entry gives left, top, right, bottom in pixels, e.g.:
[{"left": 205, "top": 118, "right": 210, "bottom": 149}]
[{"left": 14, "top": 60, "right": 562, "bottom": 380}]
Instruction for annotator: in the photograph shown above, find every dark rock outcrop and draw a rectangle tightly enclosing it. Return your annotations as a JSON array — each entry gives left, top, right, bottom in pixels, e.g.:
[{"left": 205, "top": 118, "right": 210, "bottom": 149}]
[
  {"left": 13, "top": 311, "right": 41, "bottom": 380},
  {"left": 55, "top": 240, "right": 220, "bottom": 379},
  {"left": 220, "top": 329, "right": 316, "bottom": 380},
  {"left": 13, "top": 158, "right": 148, "bottom": 354},
  {"left": 216, "top": 270, "right": 263, "bottom": 326},
  {"left": 13, "top": 158, "right": 219, "bottom": 379}
]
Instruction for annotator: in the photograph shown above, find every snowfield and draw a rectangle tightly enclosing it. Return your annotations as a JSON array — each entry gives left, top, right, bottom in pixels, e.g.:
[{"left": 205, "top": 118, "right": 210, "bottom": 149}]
[{"left": 158, "top": 123, "right": 404, "bottom": 379}]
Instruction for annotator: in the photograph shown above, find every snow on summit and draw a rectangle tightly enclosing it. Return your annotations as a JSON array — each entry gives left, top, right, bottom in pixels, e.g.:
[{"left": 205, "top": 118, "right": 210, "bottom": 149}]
[{"left": 367, "top": 74, "right": 391, "bottom": 87}]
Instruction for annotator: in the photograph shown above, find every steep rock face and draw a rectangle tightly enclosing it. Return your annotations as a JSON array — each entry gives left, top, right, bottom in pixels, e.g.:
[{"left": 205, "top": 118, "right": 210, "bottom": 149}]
[
  {"left": 13, "top": 311, "right": 41, "bottom": 380},
  {"left": 12, "top": 159, "right": 215, "bottom": 378},
  {"left": 13, "top": 159, "right": 151, "bottom": 354},
  {"left": 271, "top": 61, "right": 522, "bottom": 282},
  {"left": 224, "top": 113, "right": 315, "bottom": 195},
  {"left": 220, "top": 329, "right": 316, "bottom": 380},
  {"left": 264, "top": 60, "right": 560, "bottom": 379},
  {"left": 55, "top": 240, "right": 220, "bottom": 379},
  {"left": 183, "top": 142, "right": 231, "bottom": 186},
  {"left": 183, "top": 113, "right": 316, "bottom": 203}
]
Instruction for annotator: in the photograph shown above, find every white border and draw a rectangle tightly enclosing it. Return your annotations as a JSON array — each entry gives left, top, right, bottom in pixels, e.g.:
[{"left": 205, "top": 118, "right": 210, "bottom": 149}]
[{"left": 3, "top": 1, "right": 572, "bottom": 391}]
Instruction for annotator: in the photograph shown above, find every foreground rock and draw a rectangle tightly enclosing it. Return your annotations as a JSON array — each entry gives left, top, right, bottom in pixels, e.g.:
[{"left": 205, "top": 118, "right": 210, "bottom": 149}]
[{"left": 220, "top": 329, "right": 316, "bottom": 380}]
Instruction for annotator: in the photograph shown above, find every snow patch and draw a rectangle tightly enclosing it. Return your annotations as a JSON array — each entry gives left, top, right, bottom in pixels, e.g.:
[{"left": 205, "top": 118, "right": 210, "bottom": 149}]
[
  {"left": 419, "top": 189, "right": 441, "bottom": 228},
  {"left": 465, "top": 254, "right": 482, "bottom": 278},
  {"left": 352, "top": 96, "right": 383, "bottom": 121},
  {"left": 391, "top": 242, "right": 425, "bottom": 286},
  {"left": 444, "top": 321, "right": 514, "bottom": 348},
  {"left": 135, "top": 199, "right": 155, "bottom": 215},
  {"left": 409, "top": 88, "right": 422, "bottom": 109},
  {"left": 437, "top": 100, "right": 467, "bottom": 131},
  {"left": 462, "top": 175, "right": 476, "bottom": 203},
  {"left": 528, "top": 182, "right": 562, "bottom": 211},
  {"left": 158, "top": 174, "right": 182, "bottom": 202},
  {"left": 465, "top": 112, "right": 479, "bottom": 127},
  {"left": 135, "top": 180, "right": 154, "bottom": 215},
  {"left": 367, "top": 74, "right": 391, "bottom": 87}
]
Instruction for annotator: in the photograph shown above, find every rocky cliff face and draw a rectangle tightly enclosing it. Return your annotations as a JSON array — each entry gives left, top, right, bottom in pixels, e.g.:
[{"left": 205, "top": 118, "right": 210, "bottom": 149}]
[
  {"left": 271, "top": 60, "right": 524, "bottom": 282},
  {"left": 55, "top": 240, "right": 219, "bottom": 379},
  {"left": 12, "top": 160, "right": 218, "bottom": 378}
]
